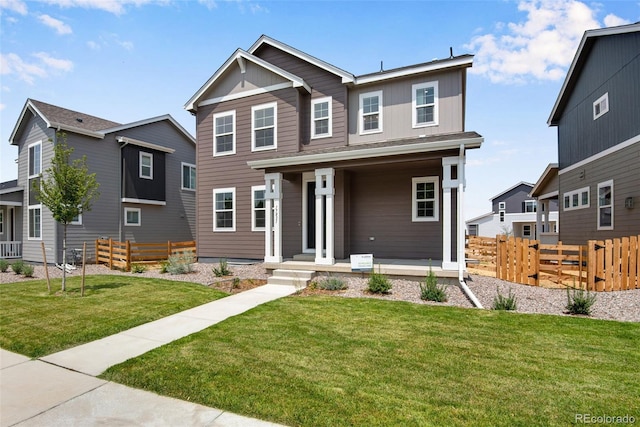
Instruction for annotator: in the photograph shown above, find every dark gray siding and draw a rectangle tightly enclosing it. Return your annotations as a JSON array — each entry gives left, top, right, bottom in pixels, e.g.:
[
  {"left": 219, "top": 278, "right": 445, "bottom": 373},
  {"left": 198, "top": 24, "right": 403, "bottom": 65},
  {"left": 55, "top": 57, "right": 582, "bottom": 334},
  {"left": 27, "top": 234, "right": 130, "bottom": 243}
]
[
  {"left": 559, "top": 141, "right": 640, "bottom": 244},
  {"left": 121, "top": 145, "right": 167, "bottom": 202},
  {"left": 557, "top": 32, "right": 640, "bottom": 168},
  {"left": 492, "top": 184, "right": 535, "bottom": 214}
]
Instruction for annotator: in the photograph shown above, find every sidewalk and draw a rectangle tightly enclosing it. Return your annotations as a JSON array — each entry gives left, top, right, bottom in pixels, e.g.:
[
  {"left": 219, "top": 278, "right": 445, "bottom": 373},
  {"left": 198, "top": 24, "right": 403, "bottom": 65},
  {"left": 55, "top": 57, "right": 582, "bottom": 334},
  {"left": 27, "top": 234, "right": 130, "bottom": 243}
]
[{"left": 1, "top": 284, "right": 297, "bottom": 427}]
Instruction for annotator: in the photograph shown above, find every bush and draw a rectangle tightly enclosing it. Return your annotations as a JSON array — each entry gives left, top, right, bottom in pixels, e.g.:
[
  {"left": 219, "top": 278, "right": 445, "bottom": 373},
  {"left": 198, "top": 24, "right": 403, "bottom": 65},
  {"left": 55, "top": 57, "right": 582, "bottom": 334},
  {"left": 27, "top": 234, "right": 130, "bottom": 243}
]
[
  {"left": 420, "top": 268, "right": 447, "bottom": 302},
  {"left": 212, "top": 258, "right": 232, "bottom": 277},
  {"left": 22, "top": 264, "right": 34, "bottom": 278},
  {"left": 316, "top": 275, "right": 347, "bottom": 291},
  {"left": 131, "top": 263, "right": 147, "bottom": 274},
  {"left": 159, "top": 261, "right": 170, "bottom": 274},
  {"left": 0, "top": 259, "right": 9, "bottom": 272},
  {"left": 10, "top": 260, "right": 24, "bottom": 275},
  {"left": 166, "top": 251, "right": 194, "bottom": 275},
  {"left": 566, "top": 287, "right": 597, "bottom": 316},
  {"left": 492, "top": 288, "right": 517, "bottom": 310},
  {"left": 367, "top": 268, "right": 391, "bottom": 294}
]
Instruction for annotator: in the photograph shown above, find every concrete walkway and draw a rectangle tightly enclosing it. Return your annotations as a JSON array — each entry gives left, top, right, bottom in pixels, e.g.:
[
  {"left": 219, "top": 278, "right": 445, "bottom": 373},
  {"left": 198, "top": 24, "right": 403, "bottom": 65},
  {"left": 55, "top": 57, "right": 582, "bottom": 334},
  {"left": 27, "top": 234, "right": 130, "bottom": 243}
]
[{"left": 1, "top": 284, "right": 297, "bottom": 427}]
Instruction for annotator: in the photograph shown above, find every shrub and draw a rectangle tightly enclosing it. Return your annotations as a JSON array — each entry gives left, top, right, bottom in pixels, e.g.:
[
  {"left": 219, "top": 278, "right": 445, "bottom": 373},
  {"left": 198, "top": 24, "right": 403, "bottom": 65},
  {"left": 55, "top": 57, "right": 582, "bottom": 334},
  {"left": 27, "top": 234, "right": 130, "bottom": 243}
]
[
  {"left": 232, "top": 277, "right": 241, "bottom": 289},
  {"left": 159, "top": 261, "right": 169, "bottom": 274},
  {"left": 420, "top": 268, "right": 447, "bottom": 302},
  {"left": 212, "top": 258, "right": 232, "bottom": 277},
  {"left": 22, "top": 264, "right": 34, "bottom": 278},
  {"left": 566, "top": 287, "right": 597, "bottom": 316},
  {"left": 10, "top": 260, "right": 24, "bottom": 275},
  {"left": 492, "top": 288, "right": 517, "bottom": 311},
  {"left": 131, "top": 263, "right": 147, "bottom": 274},
  {"left": 316, "top": 275, "right": 347, "bottom": 291},
  {"left": 0, "top": 259, "right": 9, "bottom": 272},
  {"left": 166, "top": 251, "right": 194, "bottom": 275},
  {"left": 367, "top": 268, "right": 391, "bottom": 294}
]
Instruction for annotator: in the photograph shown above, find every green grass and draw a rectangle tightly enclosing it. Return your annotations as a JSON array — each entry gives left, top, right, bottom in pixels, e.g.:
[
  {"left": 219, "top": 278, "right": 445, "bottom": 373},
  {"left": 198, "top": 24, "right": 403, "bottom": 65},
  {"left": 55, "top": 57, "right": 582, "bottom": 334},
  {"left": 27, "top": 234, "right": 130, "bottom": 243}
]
[
  {"left": 101, "top": 297, "right": 640, "bottom": 426},
  {"left": 0, "top": 275, "right": 227, "bottom": 358}
]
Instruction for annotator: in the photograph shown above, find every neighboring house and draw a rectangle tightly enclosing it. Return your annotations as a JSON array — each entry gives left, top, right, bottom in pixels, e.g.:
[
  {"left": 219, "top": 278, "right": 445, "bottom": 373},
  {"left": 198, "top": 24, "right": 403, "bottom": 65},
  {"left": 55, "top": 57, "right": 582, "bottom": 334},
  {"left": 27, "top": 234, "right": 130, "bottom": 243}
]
[
  {"left": 0, "top": 180, "right": 23, "bottom": 259},
  {"left": 548, "top": 23, "right": 640, "bottom": 244},
  {"left": 1, "top": 99, "right": 196, "bottom": 263},
  {"left": 185, "top": 35, "right": 483, "bottom": 271},
  {"left": 466, "top": 182, "right": 559, "bottom": 239}
]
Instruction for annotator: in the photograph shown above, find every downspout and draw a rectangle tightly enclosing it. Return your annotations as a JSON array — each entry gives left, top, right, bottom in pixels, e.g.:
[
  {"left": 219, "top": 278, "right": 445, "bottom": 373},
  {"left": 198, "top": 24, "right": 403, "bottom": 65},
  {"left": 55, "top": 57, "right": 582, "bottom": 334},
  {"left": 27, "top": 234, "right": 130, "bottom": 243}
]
[
  {"left": 118, "top": 137, "right": 129, "bottom": 242},
  {"left": 457, "top": 144, "right": 483, "bottom": 308}
]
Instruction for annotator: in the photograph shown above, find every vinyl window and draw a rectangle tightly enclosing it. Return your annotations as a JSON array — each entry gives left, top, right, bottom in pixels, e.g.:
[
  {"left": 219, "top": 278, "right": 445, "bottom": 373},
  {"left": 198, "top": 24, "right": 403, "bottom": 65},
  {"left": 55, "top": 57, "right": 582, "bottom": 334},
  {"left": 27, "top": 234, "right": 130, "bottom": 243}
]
[
  {"left": 0, "top": 211, "right": 3, "bottom": 234},
  {"left": 412, "top": 177, "right": 439, "bottom": 222},
  {"left": 214, "top": 188, "right": 235, "bottom": 231},
  {"left": 563, "top": 187, "right": 590, "bottom": 211},
  {"left": 311, "top": 97, "right": 332, "bottom": 138},
  {"left": 593, "top": 93, "right": 609, "bottom": 120},
  {"left": 182, "top": 162, "right": 196, "bottom": 191},
  {"left": 412, "top": 82, "right": 438, "bottom": 127},
  {"left": 28, "top": 206, "right": 41, "bottom": 239},
  {"left": 213, "top": 110, "right": 236, "bottom": 156},
  {"left": 597, "top": 180, "right": 613, "bottom": 230},
  {"left": 139, "top": 152, "right": 153, "bottom": 179},
  {"left": 252, "top": 185, "right": 266, "bottom": 231},
  {"left": 523, "top": 200, "right": 536, "bottom": 213},
  {"left": 28, "top": 141, "right": 42, "bottom": 177},
  {"left": 252, "top": 103, "right": 277, "bottom": 151},
  {"left": 359, "top": 91, "right": 382, "bottom": 134},
  {"left": 125, "top": 208, "right": 141, "bottom": 226}
]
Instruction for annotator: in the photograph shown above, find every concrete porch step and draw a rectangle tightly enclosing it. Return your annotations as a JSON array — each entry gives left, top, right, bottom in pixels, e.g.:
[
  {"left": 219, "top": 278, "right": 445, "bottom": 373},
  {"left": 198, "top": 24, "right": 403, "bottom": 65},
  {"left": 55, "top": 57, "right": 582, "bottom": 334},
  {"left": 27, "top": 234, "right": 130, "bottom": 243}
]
[{"left": 267, "top": 269, "right": 315, "bottom": 289}]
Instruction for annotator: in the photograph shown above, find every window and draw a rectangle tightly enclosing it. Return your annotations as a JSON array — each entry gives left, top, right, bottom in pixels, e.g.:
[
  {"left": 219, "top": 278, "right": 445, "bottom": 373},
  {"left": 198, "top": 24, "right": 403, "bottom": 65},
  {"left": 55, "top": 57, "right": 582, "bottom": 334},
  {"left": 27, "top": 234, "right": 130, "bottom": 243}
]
[
  {"left": 124, "top": 208, "right": 141, "bottom": 226},
  {"left": 499, "top": 211, "right": 505, "bottom": 222},
  {"left": 412, "top": 177, "right": 439, "bottom": 222},
  {"left": 563, "top": 187, "right": 590, "bottom": 211},
  {"left": 0, "top": 211, "right": 4, "bottom": 234},
  {"left": 139, "top": 152, "right": 153, "bottom": 179},
  {"left": 498, "top": 202, "right": 506, "bottom": 210},
  {"left": 252, "top": 185, "right": 266, "bottom": 231},
  {"left": 28, "top": 207, "right": 41, "bottom": 239},
  {"left": 597, "top": 180, "right": 613, "bottom": 230},
  {"left": 311, "top": 97, "right": 332, "bottom": 138},
  {"left": 593, "top": 93, "right": 609, "bottom": 120},
  {"left": 523, "top": 200, "right": 536, "bottom": 213},
  {"left": 523, "top": 224, "right": 532, "bottom": 237},
  {"left": 182, "top": 163, "right": 196, "bottom": 191},
  {"left": 213, "top": 110, "right": 236, "bottom": 156},
  {"left": 252, "top": 103, "right": 277, "bottom": 151},
  {"left": 71, "top": 210, "right": 82, "bottom": 226},
  {"left": 28, "top": 141, "right": 42, "bottom": 177},
  {"left": 359, "top": 90, "right": 383, "bottom": 134},
  {"left": 468, "top": 224, "right": 478, "bottom": 236},
  {"left": 214, "top": 188, "right": 235, "bottom": 231},
  {"left": 412, "top": 82, "right": 438, "bottom": 127}
]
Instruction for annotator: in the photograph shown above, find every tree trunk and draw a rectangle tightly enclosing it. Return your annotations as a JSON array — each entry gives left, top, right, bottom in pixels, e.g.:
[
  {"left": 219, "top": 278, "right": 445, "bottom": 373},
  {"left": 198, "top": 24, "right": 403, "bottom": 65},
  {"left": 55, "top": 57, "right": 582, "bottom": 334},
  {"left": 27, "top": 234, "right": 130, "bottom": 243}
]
[{"left": 62, "top": 225, "right": 67, "bottom": 292}]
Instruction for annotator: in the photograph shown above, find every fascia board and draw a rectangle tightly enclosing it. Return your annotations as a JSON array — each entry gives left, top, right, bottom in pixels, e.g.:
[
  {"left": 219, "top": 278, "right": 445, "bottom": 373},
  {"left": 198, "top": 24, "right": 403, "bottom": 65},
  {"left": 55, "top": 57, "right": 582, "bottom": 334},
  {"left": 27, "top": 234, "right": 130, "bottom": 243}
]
[
  {"left": 9, "top": 100, "right": 49, "bottom": 145},
  {"left": 355, "top": 57, "right": 473, "bottom": 85},
  {"left": 48, "top": 121, "right": 104, "bottom": 139},
  {"left": 103, "top": 115, "right": 195, "bottom": 145},
  {"left": 116, "top": 136, "right": 176, "bottom": 153}
]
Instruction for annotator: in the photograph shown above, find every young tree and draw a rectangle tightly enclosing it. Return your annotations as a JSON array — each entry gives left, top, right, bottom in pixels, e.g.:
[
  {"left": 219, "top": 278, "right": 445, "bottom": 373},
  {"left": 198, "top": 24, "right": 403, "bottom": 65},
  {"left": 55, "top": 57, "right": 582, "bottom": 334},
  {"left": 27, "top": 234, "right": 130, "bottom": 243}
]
[{"left": 34, "top": 133, "right": 100, "bottom": 291}]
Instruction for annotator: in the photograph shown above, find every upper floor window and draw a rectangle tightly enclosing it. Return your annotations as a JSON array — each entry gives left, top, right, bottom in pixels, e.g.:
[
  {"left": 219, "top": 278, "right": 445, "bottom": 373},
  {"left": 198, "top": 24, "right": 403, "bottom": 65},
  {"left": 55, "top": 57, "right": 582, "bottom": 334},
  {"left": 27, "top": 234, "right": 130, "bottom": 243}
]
[
  {"left": 252, "top": 102, "right": 277, "bottom": 151},
  {"left": 28, "top": 141, "right": 42, "bottom": 177},
  {"left": 597, "top": 180, "right": 613, "bottom": 230},
  {"left": 311, "top": 97, "right": 332, "bottom": 139},
  {"left": 412, "top": 176, "right": 439, "bottom": 222},
  {"left": 412, "top": 82, "right": 438, "bottom": 127},
  {"left": 498, "top": 201, "right": 506, "bottom": 210},
  {"left": 563, "top": 187, "right": 589, "bottom": 211},
  {"left": 213, "top": 110, "right": 236, "bottom": 156},
  {"left": 182, "top": 162, "right": 196, "bottom": 191},
  {"left": 359, "top": 90, "right": 383, "bottom": 135},
  {"left": 523, "top": 200, "right": 536, "bottom": 213},
  {"left": 252, "top": 185, "right": 266, "bottom": 231},
  {"left": 214, "top": 188, "right": 235, "bottom": 231},
  {"left": 139, "top": 152, "right": 153, "bottom": 179},
  {"left": 593, "top": 93, "right": 609, "bottom": 120}
]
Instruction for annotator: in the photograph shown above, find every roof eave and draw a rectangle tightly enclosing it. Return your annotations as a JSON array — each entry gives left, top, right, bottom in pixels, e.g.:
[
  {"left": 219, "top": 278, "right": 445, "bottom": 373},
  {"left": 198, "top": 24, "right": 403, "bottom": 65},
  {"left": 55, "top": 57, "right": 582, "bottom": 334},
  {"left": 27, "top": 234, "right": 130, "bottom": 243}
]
[
  {"left": 103, "top": 115, "right": 195, "bottom": 145},
  {"left": 9, "top": 100, "right": 49, "bottom": 145},
  {"left": 355, "top": 56, "right": 473, "bottom": 85}
]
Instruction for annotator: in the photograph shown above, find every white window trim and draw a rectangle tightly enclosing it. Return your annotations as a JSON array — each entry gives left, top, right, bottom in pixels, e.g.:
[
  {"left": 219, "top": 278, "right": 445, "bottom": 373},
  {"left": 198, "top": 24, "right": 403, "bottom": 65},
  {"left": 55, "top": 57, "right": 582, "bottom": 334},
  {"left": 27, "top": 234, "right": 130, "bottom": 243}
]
[
  {"left": 213, "top": 187, "right": 236, "bottom": 232},
  {"left": 412, "top": 81, "right": 438, "bottom": 128},
  {"left": 70, "top": 209, "right": 82, "bottom": 226},
  {"left": 523, "top": 200, "right": 536, "bottom": 213},
  {"left": 0, "top": 210, "right": 3, "bottom": 234},
  {"left": 181, "top": 162, "right": 196, "bottom": 191},
  {"left": 498, "top": 202, "right": 506, "bottom": 210},
  {"left": 311, "top": 96, "right": 332, "bottom": 139},
  {"left": 139, "top": 151, "right": 153, "bottom": 180},
  {"left": 213, "top": 110, "right": 236, "bottom": 156},
  {"left": 28, "top": 141, "right": 42, "bottom": 178},
  {"left": 593, "top": 93, "right": 609, "bottom": 120},
  {"left": 563, "top": 186, "right": 590, "bottom": 211},
  {"left": 28, "top": 205, "right": 42, "bottom": 239},
  {"left": 359, "top": 90, "right": 383, "bottom": 135},
  {"left": 251, "top": 102, "right": 277, "bottom": 152},
  {"left": 124, "top": 207, "right": 141, "bottom": 226},
  {"left": 523, "top": 224, "right": 532, "bottom": 237},
  {"left": 251, "top": 185, "right": 266, "bottom": 232},
  {"left": 597, "top": 180, "right": 613, "bottom": 230},
  {"left": 412, "top": 176, "right": 439, "bottom": 222}
]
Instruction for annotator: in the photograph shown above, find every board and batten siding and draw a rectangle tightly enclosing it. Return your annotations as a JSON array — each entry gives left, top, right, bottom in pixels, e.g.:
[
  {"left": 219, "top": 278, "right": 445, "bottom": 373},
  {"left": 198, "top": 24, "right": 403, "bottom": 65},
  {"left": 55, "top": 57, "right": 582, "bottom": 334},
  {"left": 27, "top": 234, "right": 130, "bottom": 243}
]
[
  {"left": 559, "top": 141, "right": 640, "bottom": 244},
  {"left": 557, "top": 32, "right": 640, "bottom": 168},
  {"left": 348, "top": 70, "right": 465, "bottom": 145}
]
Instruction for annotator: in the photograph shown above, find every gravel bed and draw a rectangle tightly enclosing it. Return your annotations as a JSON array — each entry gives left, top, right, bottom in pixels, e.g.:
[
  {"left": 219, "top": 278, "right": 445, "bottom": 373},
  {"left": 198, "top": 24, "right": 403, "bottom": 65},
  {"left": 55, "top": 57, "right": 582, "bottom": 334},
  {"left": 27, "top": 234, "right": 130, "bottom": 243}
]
[{"left": 2, "top": 262, "right": 638, "bottom": 323}]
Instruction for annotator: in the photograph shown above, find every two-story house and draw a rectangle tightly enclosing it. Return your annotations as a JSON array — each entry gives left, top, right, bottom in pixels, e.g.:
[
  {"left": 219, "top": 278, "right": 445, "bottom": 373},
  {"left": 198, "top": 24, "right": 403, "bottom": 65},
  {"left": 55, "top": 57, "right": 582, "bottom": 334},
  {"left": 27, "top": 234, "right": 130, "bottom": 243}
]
[
  {"left": 185, "top": 35, "right": 483, "bottom": 273},
  {"left": 466, "top": 181, "right": 559, "bottom": 240},
  {"left": 548, "top": 23, "right": 640, "bottom": 244},
  {"left": 1, "top": 99, "right": 196, "bottom": 264}
]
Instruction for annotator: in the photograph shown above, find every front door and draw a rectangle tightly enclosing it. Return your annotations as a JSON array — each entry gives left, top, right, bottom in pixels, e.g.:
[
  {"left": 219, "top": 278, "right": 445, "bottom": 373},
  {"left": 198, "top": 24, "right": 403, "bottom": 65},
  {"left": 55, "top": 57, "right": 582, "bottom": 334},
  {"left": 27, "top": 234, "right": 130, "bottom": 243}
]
[{"left": 303, "top": 179, "right": 326, "bottom": 253}]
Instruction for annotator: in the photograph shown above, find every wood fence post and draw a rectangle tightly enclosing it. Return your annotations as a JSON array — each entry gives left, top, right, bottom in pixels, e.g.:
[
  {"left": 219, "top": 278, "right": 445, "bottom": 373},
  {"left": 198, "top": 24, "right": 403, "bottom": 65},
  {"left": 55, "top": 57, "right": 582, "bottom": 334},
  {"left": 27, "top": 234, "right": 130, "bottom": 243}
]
[
  {"left": 108, "top": 238, "right": 113, "bottom": 270},
  {"left": 126, "top": 240, "right": 131, "bottom": 272},
  {"left": 532, "top": 239, "right": 540, "bottom": 287},
  {"left": 631, "top": 236, "right": 639, "bottom": 290},
  {"left": 621, "top": 237, "right": 629, "bottom": 291},
  {"left": 168, "top": 240, "right": 171, "bottom": 259}
]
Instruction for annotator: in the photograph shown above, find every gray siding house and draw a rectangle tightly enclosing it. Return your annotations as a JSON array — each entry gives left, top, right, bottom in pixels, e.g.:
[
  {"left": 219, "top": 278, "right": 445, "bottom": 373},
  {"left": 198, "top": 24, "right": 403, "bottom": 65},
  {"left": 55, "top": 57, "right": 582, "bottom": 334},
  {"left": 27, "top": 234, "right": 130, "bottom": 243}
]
[
  {"left": 3, "top": 99, "right": 196, "bottom": 263},
  {"left": 185, "top": 35, "right": 483, "bottom": 273},
  {"left": 548, "top": 23, "right": 640, "bottom": 244}
]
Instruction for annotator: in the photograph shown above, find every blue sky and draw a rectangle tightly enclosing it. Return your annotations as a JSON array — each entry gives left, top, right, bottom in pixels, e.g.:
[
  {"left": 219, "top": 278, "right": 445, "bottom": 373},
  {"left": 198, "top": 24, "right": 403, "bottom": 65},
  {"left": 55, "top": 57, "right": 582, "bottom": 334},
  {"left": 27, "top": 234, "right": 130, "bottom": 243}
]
[{"left": 1, "top": 0, "right": 638, "bottom": 220}]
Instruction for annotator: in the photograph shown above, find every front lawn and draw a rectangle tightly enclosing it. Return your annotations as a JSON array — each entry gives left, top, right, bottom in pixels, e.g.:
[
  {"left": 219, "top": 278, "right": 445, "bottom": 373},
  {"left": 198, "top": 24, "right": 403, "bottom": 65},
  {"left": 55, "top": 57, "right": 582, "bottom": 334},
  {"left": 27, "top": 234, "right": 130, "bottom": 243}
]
[
  {"left": 101, "top": 297, "right": 640, "bottom": 426},
  {"left": 0, "top": 275, "right": 227, "bottom": 357}
]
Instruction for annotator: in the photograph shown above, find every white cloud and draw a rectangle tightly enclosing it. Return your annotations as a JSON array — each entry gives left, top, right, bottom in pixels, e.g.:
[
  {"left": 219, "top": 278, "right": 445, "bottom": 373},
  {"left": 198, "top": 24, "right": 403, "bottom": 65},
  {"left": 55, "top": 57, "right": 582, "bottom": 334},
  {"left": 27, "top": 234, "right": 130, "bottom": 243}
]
[
  {"left": 465, "top": 0, "right": 630, "bottom": 84},
  {"left": 0, "top": 52, "right": 73, "bottom": 85},
  {"left": 198, "top": 0, "right": 217, "bottom": 10},
  {"left": 32, "top": 52, "right": 74, "bottom": 72},
  {"left": 38, "top": 14, "right": 73, "bottom": 35},
  {"left": 117, "top": 40, "right": 134, "bottom": 51},
  {"left": 603, "top": 13, "right": 631, "bottom": 27},
  {"left": 87, "top": 40, "right": 100, "bottom": 50},
  {"left": 0, "top": 103, "right": 6, "bottom": 111},
  {"left": 0, "top": 0, "right": 28, "bottom": 15},
  {"left": 41, "top": 0, "right": 160, "bottom": 15}
]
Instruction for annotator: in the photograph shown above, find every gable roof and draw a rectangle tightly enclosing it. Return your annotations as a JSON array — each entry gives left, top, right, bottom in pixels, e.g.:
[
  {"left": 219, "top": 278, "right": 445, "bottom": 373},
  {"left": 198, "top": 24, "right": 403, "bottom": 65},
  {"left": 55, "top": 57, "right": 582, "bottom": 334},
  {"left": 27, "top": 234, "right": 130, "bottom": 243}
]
[
  {"left": 548, "top": 22, "right": 640, "bottom": 125},
  {"left": 103, "top": 115, "right": 195, "bottom": 145},
  {"left": 184, "top": 48, "right": 311, "bottom": 112},
  {"left": 530, "top": 163, "right": 559, "bottom": 198},
  {"left": 489, "top": 182, "right": 534, "bottom": 202}
]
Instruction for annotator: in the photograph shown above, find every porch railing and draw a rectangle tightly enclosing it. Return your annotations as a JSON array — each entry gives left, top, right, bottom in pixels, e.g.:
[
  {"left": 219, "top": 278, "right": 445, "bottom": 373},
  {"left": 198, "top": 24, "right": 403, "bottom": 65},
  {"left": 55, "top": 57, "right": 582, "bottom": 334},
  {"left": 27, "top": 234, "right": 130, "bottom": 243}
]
[{"left": 0, "top": 241, "right": 22, "bottom": 259}]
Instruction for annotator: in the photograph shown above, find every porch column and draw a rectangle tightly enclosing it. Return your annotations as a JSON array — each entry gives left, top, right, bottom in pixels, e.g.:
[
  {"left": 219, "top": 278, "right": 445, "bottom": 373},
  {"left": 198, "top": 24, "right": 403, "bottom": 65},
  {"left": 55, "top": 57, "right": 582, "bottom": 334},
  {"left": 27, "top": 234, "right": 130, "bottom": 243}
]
[
  {"left": 264, "top": 173, "right": 282, "bottom": 263},
  {"left": 543, "top": 200, "right": 550, "bottom": 233},
  {"left": 535, "top": 201, "right": 543, "bottom": 239},
  {"left": 315, "top": 168, "right": 335, "bottom": 265},
  {"left": 442, "top": 157, "right": 460, "bottom": 270}
]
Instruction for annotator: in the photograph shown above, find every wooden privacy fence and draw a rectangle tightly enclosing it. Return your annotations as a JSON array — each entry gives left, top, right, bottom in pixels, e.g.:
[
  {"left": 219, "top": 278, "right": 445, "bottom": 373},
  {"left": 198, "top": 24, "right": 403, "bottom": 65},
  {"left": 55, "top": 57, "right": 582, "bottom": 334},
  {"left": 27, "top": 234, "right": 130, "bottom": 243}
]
[
  {"left": 96, "top": 238, "right": 196, "bottom": 271},
  {"left": 465, "top": 236, "right": 498, "bottom": 274},
  {"left": 494, "top": 235, "right": 639, "bottom": 291}
]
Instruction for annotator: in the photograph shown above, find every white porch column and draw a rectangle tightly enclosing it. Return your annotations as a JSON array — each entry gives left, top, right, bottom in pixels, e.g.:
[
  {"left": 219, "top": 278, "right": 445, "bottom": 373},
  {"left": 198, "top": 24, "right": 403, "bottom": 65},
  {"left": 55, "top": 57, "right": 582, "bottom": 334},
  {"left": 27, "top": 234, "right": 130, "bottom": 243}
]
[
  {"left": 543, "top": 200, "right": 550, "bottom": 233},
  {"left": 535, "top": 200, "right": 543, "bottom": 239},
  {"left": 264, "top": 173, "right": 282, "bottom": 263},
  {"left": 442, "top": 157, "right": 460, "bottom": 271},
  {"left": 315, "top": 168, "right": 335, "bottom": 265}
]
